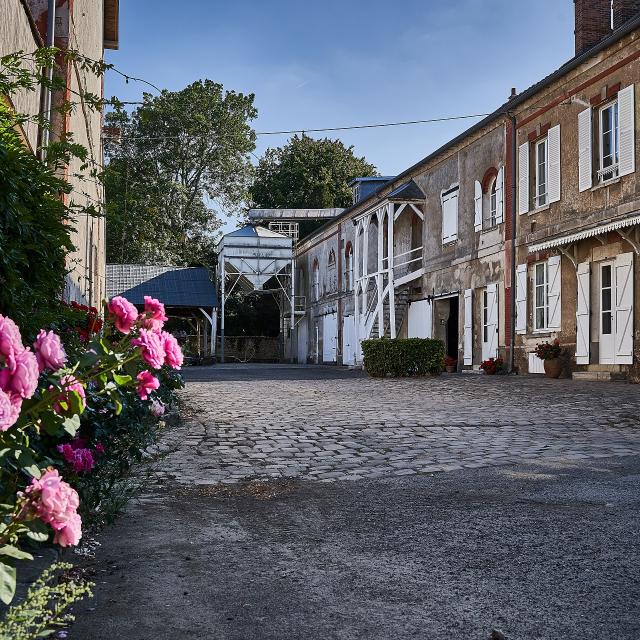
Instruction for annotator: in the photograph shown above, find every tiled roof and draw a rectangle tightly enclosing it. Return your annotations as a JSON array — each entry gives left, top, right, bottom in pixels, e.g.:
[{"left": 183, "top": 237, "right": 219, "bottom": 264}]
[
  {"left": 106, "top": 264, "right": 217, "bottom": 308},
  {"left": 387, "top": 180, "right": 425, "bottom": 201}
]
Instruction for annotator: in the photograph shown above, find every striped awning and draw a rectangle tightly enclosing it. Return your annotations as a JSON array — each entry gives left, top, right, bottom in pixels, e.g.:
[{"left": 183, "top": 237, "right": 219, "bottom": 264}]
[{"left": 528, "top": 214, "right": 640, "bottom": 253}]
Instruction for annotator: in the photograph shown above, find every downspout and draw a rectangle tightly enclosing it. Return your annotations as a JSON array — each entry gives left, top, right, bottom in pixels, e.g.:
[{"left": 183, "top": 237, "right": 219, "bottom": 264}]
[
  {"left": 39, "top": 0, "right": 56, "bottom": 161},
  {"left": 508, "top": 112, "right": 517, "bottom": 373}
]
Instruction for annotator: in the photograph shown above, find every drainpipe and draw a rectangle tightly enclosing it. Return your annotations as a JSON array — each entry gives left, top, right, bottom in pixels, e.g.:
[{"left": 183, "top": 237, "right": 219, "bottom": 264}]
[
  {"left": 508, "top": 112, "right": 518, "bottom": 373},
  {"left": 40, "top": 0, "right": 56, "bottom": 161}
]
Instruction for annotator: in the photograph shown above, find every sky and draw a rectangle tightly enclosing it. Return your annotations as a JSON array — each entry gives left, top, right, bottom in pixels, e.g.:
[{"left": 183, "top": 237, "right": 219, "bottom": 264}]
[{"left": 104, "top": 0, "right": 575, "bottom": 232}]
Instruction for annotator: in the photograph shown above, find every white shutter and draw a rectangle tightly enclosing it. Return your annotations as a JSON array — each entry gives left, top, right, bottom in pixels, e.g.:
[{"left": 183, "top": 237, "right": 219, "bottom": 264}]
[
  {"left": 614, "top": 252, "right": 634, "bottom": 364},
  {"left": 322, "top": 313, "right": 337, "bottom": 363},
  {"left": 547, "top": 255, "right": 562, "bottom": 329},
  {"left": 441, "top": 189, "right": 459, "bottom": 243},
  {"left": 495, "top": 166, "right": 504, "bottom": 224},
  {"left": 474, "top": 180, "right": 483, "bottom": 232},
  {"left": 407, "top": 299, "right": 433, "bottom": 339},
  {"left": 575, "top": 261, "right": 590, "bottom": 364},
  {"left": 515, "top": 263, "right": 527, "bottom": 334},
  {"left": 487, "top": 283, "right": 499, "bottom": 359},
  {"left": 578, "top": 107, "right": 593, "bottom": 192},
  {"left": 518, "top": 142, "right": 529, "bottom": 214},
  {"left": 618, "top": 84, "right": 635, "bottom": 178},
  {"left": 547, "top": 124, "right": 561, "bottom": 203},
  {"left": 463, "top": 289, "right": 473, "bottom": 365}
]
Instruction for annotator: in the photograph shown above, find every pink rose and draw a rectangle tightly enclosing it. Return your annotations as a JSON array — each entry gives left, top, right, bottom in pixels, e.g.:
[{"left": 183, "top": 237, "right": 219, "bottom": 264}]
[
  {"left": 0, "top": 315, "right": 24, "bottom": 362},
  {"left": 51, "top": 375, "right": 86, "bottom": 414},
  {"left": 132, "top": 329, "right": 165, "bottom": 369},
  {"left": 107, "top": 296, "right": 138, "bottom": 334},
  {"left": 141, "top": 296, "right": 167, "bottom": 331},
  {"left": 24, "top": 468, "right": 82, "bottom": 547},
  {"left": 161, "top": 331, "right": 183, "bottom": 369},
  {"left": 0, "top": 349, "right": 39, "bottom": 399},
  {"left": 136, "top": 370, "right": 160, "bottom": 400},
  {"left": 149, "top": 399, "right": 165, "bottom": 417},
  {"left": 57, "top": 443, "right": 94, "bottom": 473},
  {"left": 33, "top": 329, "right": 67, "bottom": 372},
  {"left": 0, "top": 388, "right": 20, "bottom": 431}
]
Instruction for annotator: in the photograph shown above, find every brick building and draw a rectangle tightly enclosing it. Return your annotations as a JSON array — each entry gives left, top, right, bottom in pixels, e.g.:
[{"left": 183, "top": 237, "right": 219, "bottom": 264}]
[
  {"left": 1, "top": 0, "right": 119, "bottom": 306},
  {"left": 268, "top": 1, "right": 640, "bottom": 380}
]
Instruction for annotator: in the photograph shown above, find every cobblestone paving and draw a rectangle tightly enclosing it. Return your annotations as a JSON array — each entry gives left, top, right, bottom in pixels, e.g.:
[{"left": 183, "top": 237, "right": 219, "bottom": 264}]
[{"left": 156, "top": 364, "right": 640, "bottom": 484}]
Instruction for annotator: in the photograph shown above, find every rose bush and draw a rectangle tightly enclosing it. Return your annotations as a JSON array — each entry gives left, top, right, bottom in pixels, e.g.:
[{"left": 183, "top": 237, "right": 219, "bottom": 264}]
[{"left": 0, "top": 295, "right": 183, "bottom": 605}]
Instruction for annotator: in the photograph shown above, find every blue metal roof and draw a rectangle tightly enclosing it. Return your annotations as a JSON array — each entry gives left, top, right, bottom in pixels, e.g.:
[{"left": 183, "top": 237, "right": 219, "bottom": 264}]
[{"left": 106, "top": 264, "right": 217, "bottom": 308}]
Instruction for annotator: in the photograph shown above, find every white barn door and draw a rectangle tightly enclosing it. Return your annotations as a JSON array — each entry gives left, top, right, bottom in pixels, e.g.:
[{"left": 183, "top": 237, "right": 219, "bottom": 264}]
[
  {"left": 463, "top": 289, "right": 473, "bottom": 365},
  {"left": 614, "top": 252, "right": 634, "bottom": 364},
  {"left": 575, "top": 262, "right": 590, "bottom": 365},
  {"left": 407, "top": 299, "right": 433, "bottom": 338},
  {"left": 322, "top": 312, "right": 338, "bottom": 363},
  {"left": 342, "top": 315, "right": 356, "bottom": 366}
]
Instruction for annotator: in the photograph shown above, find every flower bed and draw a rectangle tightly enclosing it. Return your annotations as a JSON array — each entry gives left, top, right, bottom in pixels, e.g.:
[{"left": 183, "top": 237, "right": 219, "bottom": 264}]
[{"left": 0, "top": 295, "right": 184, "bottom": 611}]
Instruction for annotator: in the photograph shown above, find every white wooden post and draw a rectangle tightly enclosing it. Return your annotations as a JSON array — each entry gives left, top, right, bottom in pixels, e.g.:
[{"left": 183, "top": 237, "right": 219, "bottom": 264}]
[
  {"left": 387, "top": 203, "right": 396, "bottom": 338},
  {"left": 377, "top": 208, "right": 384, "bottom": 338}
]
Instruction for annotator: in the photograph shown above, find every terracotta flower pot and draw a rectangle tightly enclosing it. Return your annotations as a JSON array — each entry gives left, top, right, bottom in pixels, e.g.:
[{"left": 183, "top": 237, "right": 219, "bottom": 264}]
[{"left": 543, "top": 357, "right": 562, "bottom": 378}]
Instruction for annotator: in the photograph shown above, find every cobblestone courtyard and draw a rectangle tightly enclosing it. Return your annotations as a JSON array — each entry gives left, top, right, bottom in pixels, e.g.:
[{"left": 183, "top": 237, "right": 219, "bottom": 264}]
[
  {"left": 72, "top": 365, "right": 640, "bottom": 640},
  {"left": 159, "top": 364, "right": 640, "bottom": 484}
]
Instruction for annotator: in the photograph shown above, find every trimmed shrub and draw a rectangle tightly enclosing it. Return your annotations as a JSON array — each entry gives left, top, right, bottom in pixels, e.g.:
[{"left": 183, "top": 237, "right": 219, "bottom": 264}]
[{"left": 362, "top": 338, "right": 445, "bottom": 377}]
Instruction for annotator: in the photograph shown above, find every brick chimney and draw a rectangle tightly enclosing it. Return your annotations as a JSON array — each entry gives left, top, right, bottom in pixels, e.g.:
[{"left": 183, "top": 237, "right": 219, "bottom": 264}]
[
  {"left": 613, "top": 0, "right": 640, "bottom": 29},
  {"left": 574, "top": 0, "right": 612, "bottom": 55}
]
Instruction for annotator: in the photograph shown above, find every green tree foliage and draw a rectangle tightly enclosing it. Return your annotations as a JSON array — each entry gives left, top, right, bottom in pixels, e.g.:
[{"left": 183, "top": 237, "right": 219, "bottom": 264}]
[
  {"left": 104, "top": 80, "right": 258, "bottom": 266},
  {"left": 251, "top": 134, "right": 378, "bottom": 209}
]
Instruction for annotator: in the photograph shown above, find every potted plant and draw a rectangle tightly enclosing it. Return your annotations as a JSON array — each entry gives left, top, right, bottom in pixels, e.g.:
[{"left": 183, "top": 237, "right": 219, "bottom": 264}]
[
  {"left": 444, "top": 355, "right": 458, "bottom": 373},
  {"left": 480, "top": 357, "right": 504, "bottom": 375},
  {"left": 534, "top": 338, "right": 563, "bottom": 378}
]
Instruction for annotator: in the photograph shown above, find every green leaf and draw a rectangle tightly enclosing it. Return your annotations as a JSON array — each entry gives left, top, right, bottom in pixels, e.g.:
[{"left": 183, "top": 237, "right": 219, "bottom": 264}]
[
  {"left": 67, "top": 390, "right": 85, "bottom": 415},
  {"left": 0, "top": 545, "right": 33, "bottom": 561},
  {"left": 62, "top": 414, "right": 81, "bottom": 437},
  {"left": 0, "top": 561, "right": 16, "bottom": 604},
  {"left": 112, "top": 372, "right": 131, "bottom": 386},
  {"left": 16, "top": 449, "right": 40, "bottom": 477},
  {"left": 78, "top": 350, "right": 100, "bottom": 367},
  {"left": 25, "top": 530, "right": 49, "bottom": 542}
]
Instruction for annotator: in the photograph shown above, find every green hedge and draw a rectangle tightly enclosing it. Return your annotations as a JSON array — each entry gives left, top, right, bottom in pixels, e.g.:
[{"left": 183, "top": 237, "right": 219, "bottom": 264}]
[{"left": 361, "top": 338, "right": 445, "bottom": 377}]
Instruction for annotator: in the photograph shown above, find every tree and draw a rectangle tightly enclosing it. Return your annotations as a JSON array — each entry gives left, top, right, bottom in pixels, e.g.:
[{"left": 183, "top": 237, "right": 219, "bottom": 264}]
[
  {"left": 104, "top": 80, "right": 257, "bottom": 266},
  {"left": 251, "top": 134, "right": 378, "bottom": 210}
]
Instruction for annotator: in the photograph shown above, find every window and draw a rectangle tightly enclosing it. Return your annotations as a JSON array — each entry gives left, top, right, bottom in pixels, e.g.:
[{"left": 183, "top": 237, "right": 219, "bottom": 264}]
[
  {"left": 599, "top": 100, "right": 619, "bottom": 182},
  {"left": 601, "top": 264, "right": 613, "bottom": 335},
  {"left": 441, "top": 186, "right": 459, "bottom": 244},
  {"left": 489, "top": 179, "right": 497, "bottom": 228},
  {"left": 344, "top": 243, "right": 354, "bottom": 291},
  {"left": 534, "top": 262, "right": 549, "bottom": 330},
  {"left": 535, "top": 138, "right": 548, "bottom": 208},
  {"left": 327, "top": 249, "right": 336, "bottom": 292},
  {"left": 482, "top": 290, "right": 488, "bottom": 343},
  {"left": 312, "top": 260, "right": 320, "bottom": 301}
]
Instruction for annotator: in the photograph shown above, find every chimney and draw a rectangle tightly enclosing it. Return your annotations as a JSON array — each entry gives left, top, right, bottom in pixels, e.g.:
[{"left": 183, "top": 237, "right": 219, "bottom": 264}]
[
  {"left": 613, "top": 0, "right": 640, "bottom": 29},
  {"left": 574, "top": 0, "right": 612, "bottom": 56}
]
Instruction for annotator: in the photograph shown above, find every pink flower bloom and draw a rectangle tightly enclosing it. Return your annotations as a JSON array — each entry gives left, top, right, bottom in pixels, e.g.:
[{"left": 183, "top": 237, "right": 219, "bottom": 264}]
[
  {"left": 57, "top": 443, "right": 95, "bottom": 473},
  {"left": 0, "top": 315, "right": 24, "bottom": 363},
  {"left": 33, "top": 329, "right": 67, "bottom": 372},
  {"left": 0, "top": 388, "right": 20, "bottom": 431},
  {"left": 51, "top": 375, "right": 86, "bottom": 414},
  {"left": 149, "top": 398, "right": 165, "bottom": 417},
  {"left": 132, "top": 329, "right": 165, "bottom": 369},
  {"left": 94, "top": 442, "right": 105, "bottom": 455},
  {"left": 24, "top": 468, "right": 82, "bottom": 548},
  {"left": 161, "top": 331, "right": 183, "bottom": 369},
  {"left": 136, "top": 370, "right": 160, "bottom": 400},
  {"left": 107, "top": 296, "right": 138, "bottom": 334},
  {"left": 0, "top": 349, "right": 39, "bottom": 399},
  {"left": 141, "top": 296, "right": 167, "bottom": 331}
]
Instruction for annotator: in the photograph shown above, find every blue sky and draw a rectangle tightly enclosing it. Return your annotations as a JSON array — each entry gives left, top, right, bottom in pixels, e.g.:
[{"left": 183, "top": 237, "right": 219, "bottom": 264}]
[{"left": 105, "top": 0, "right": 575, "bottom": 228}]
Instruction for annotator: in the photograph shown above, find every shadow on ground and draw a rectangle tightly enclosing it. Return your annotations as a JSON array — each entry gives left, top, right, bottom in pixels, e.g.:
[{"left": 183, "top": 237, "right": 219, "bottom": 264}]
[{"left": 70, "top": 456, "right": 640, "bottom": 640}]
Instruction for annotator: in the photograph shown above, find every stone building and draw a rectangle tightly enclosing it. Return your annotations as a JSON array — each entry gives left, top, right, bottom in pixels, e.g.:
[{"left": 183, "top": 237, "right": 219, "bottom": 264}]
[
  {"left": 280, "top": 0, "right": 640, "bottom": 379},
  {"left": 1, "top": 0, "right": 119, "bottom": 306}
]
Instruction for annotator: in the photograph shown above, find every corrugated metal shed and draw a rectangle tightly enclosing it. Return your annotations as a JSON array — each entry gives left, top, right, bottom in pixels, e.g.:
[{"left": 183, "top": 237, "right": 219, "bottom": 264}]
[{"left": 106, "top": 264, "right": 217, "bottom": 308}]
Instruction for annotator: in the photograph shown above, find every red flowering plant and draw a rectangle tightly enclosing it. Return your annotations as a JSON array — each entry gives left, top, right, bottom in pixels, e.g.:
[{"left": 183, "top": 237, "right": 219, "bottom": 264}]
[
  {"left": 534, "top": 338, "right": 562, "bottom": 360},
  {"left": 0, "top": 295, "right": 183, "bottom": 604},
  {"left": 479, "top": 357, "right": 505, "bottom": 375}
]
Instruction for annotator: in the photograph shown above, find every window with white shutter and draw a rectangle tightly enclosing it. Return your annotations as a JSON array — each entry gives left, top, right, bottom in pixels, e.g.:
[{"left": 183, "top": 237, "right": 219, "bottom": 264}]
[
  {"left": 463, "top": 289, "right": 473, "bottom": 365},
  {"left": 618, "top": 84, "right": 635, "bottom": 178},
  {"left": 495, "top": 166, "right": 504, "bottom": 224},
  {"left": 547, "top": 255, "right": 561, "bottom": 329},
  {"left": 474, "top": 180, "right": 482, "bottom": 232},
  {"left": 441, "top": 186, "right": 459, "bottom": 244},
  {"left": 575, "top": 262, "right": 590, "bottom": 364},
  {"left": 518, "top": 142, "right": 529, "bottom": 214}
]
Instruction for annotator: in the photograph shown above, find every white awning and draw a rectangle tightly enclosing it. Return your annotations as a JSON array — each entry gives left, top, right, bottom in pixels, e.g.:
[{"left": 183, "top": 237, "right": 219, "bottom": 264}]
[{"left": 528, "top": 214, "right": 640, "bottom": 253}]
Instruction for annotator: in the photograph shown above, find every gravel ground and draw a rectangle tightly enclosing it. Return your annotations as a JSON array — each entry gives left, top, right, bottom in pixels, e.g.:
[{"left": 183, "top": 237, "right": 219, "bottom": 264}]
[{"left": 71, "top": 454, "right": 640, "bottom": 640}]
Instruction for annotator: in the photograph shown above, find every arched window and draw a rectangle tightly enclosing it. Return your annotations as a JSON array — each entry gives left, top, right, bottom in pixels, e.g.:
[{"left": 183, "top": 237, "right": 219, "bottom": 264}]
[
  {"left": 312, "top": 259, "right": 320, "bottom": 301},
  {"left": 327, "top": 249, "right": 336, "bottom": 293},
  {"left": 344, "top": 242, "right": 354, "bottom": 291},
  {"left": 489, "top": 178, "right": 497, "bottom": 228}
]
